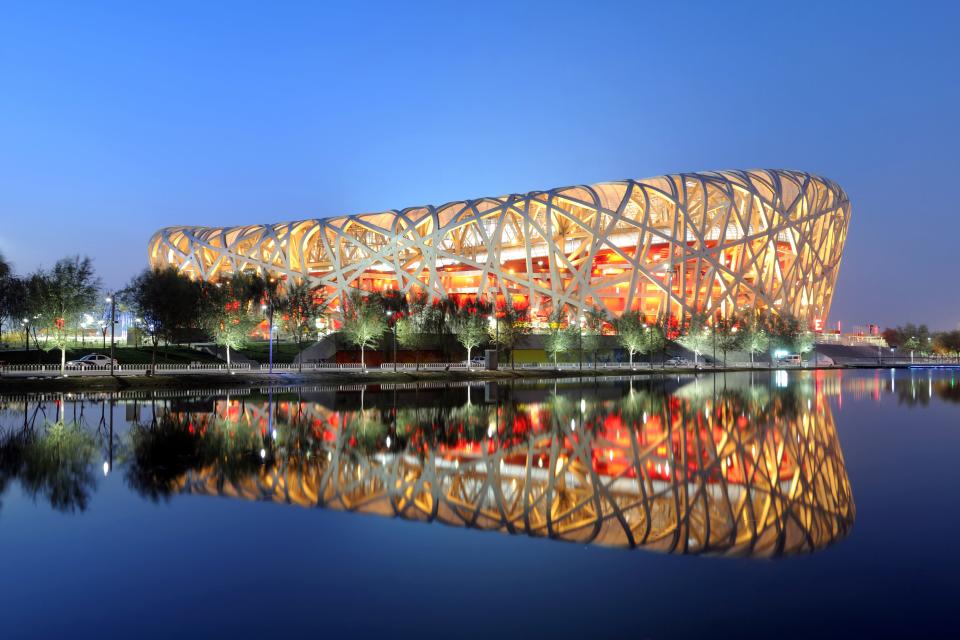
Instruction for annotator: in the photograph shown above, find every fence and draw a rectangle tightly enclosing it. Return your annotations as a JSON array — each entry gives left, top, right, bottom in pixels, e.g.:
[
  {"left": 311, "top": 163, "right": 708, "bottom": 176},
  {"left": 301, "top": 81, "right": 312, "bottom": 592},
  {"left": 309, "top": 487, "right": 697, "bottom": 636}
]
[{"left": 3, "top": 357, "right": 957, "bottom": 379}]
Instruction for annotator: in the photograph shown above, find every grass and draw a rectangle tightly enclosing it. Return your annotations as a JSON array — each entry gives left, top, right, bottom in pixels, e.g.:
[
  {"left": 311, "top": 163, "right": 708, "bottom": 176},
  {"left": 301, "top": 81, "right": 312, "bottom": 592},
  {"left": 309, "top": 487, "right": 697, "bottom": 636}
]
[{"left": 238, "top": 342, "right": 304, "bottom": 364}]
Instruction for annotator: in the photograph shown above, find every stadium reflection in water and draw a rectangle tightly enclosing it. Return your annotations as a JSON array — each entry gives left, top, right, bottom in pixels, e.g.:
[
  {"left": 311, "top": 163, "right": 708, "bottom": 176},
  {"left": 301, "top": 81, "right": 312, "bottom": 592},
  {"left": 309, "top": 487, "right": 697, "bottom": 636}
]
[{"left": 117, "top": 373, "right": 856, "bottom": 557}]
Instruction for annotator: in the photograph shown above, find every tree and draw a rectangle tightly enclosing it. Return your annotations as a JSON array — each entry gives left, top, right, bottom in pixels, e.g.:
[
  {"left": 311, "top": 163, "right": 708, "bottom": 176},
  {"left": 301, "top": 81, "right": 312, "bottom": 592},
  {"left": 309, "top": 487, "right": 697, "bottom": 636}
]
[
  {"left": 124, "top": 267, "right": 201, "bottom": 372},
  {"left": 247, "top": 272, "right": 283, "bottom": 371},
  {"left": 200, "top": 272, "right": 261, "bottom": 370},
  {"left": 543, "top": 312, "right": 575, "bottom": 368},
  {"left": 645, "top": 321, "right": 667, "bottom": 366},
  {"left": 487, "top": 300, "right": 530, "bottom": 369},
  {"left": 447, "top": 298, "right": 491, "bottom": 367},
  {"left": 0, "top": 273, "right": 27, "bottom": 349},
  {"left": 0, "top": 253, "right": 12, "bottom": 345},
  {"left": 934, "top": 330, "right": 960, "bottom": 360},
  {"left": 733, "top": 308, "right": 769, "bottom": 365},
  {"left": 715, "top": 317, "right": 744, "bottom": 366},
  {"left": 902, "top": 335, "right": 921, "bottom": 362},
  {"left": 30, "top": 256, "right": 101, "bottom": 375},
  {"left": 884, "top": 323, "right": 932, "bottom": 354},
  {"left": 613, "top": 311, "right": 649, "bottom": 368},
  {"left": 677, "top": 313, "right": 711, "bottom": 364},
  {"left": 281, "top": 280, "right": 325, "bottom": 371},
  {"left": 394, "top": 291, "right": 439, "bottom": 370},
  {"left": 765, "top": 312, "right": 804, "bottom": 365},
  {"left": 580, "top": 306, "right": 606, "bottom": 368},
  {"left": 340, "top": 289, "right": 387, "bottom": 368},
  {"left": 794, "top": 330, "right": 816, "bottom": 356}
]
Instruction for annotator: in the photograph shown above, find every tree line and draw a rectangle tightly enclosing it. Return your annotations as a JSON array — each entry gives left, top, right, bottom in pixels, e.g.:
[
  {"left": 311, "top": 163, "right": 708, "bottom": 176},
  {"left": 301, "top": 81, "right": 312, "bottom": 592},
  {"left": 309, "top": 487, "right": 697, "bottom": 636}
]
[
  {"left": 3, "top": 251, "right": 959, "bottom": 374},
  {"left": 882, "top": 323, "right": 960, "bottom": 358},
  {"left": 0, "top": 254, "right": 325, "bottom": 373}
]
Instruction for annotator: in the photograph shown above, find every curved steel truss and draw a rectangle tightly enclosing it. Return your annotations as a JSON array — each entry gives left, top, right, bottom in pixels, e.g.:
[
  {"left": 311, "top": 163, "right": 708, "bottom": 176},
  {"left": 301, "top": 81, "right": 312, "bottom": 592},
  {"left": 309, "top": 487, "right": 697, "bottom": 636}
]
[
  {"left": 149, "top": 169, "right": 850, "bottom": 323},
  {"left": 160, "top": 379, "right": 854, "bottom": 557}
]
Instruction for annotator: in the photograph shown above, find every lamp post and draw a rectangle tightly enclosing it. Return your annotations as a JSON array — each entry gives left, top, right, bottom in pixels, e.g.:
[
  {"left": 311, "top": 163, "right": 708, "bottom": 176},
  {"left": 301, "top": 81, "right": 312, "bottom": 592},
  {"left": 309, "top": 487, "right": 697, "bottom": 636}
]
[
  {"left": 106, "top": 294, "right": 116, "bottom": 375},
  {"left": 578, "top": 314, "right": 584, "bottom": 372},
  {"left": 386, "top": 310, "right": 396, "bottom": 372}
]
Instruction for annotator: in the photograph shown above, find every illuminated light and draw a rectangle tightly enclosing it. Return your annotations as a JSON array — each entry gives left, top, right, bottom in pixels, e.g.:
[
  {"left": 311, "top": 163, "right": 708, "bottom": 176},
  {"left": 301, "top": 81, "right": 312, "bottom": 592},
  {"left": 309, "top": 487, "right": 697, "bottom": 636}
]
[
  {"left": 580, "top": 399, "right": 586, "bottom": 413},
  {"left": 149, "top": 170, "right": 850, "bottom": 327},
  {"left": 385, "top": 436, "right": 392, "bottom": 448},
  {"left": 570, "top": 418, "right": 576, "bottom": 431},
  {"left": 538, "top": 458, "right": 543, "bottom": 468},
  {"left": 102, "top": 462, "right": 110, "bottom": 476},
  {"left": 272, "top": 429, "right": 278, "bottom": 440},
  {"left": 259, "top": 448, "right": 266, "bottom": 459}
]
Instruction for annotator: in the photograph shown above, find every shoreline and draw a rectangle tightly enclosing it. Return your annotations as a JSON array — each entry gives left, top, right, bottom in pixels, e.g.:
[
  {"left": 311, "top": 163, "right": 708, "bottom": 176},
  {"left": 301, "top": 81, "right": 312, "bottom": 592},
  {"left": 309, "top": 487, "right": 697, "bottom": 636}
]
[{"left": 0, "top": 363, "right": 920, "bottom": 394}]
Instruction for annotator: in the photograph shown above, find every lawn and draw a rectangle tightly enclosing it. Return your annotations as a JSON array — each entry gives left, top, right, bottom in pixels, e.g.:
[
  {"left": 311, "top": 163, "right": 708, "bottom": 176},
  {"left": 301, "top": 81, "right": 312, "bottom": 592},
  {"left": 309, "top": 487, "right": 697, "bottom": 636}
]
[{"left": 238, "top": 341, "right": 304, "bottom": 364}]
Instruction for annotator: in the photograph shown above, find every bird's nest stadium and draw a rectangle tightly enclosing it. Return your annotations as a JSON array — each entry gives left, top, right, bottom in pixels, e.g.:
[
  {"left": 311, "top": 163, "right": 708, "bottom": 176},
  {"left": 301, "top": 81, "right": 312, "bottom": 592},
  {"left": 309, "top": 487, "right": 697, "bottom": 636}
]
[{"left": 148, "top": 169, "right": 850, "bottom": 327}]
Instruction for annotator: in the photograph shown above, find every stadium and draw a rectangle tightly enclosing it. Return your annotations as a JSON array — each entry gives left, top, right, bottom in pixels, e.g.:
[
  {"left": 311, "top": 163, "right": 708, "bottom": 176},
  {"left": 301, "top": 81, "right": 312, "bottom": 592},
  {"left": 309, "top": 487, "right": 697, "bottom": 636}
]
[{"left": 148, "top": 169, "right": 850, "bottom": 327}]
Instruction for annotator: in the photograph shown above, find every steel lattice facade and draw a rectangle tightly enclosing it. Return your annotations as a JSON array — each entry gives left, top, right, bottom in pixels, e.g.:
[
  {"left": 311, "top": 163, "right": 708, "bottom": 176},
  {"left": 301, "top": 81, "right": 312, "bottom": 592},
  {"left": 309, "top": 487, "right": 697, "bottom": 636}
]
[{"left": 148, "top": 169, "right": 850, "bottom": 325}]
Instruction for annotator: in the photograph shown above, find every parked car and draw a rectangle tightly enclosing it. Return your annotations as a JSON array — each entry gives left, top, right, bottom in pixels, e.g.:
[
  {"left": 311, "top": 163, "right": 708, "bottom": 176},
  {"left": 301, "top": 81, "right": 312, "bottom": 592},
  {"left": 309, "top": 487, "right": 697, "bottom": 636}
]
[
  {"left": 66, "top": 353, "right": 118, "bottom": 369},
  {"left": 466, "top": 357, "right": 486, "bottom": 368},
  {"left": 665, "top": 356, "right": 693, "bottom": 367},
  {"left": 777, "top": 354, "right": 802, "bottom": 366}
]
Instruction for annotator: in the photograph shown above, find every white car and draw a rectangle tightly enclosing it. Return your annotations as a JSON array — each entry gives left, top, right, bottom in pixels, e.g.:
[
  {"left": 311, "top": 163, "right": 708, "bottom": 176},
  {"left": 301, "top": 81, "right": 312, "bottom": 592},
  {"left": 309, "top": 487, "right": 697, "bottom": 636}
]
[
  {"left": 66, "top": 353, "right": 118, "bottom": 369},
  {"left": 665, "top": 356, "right": 693, "bottom": 367}
]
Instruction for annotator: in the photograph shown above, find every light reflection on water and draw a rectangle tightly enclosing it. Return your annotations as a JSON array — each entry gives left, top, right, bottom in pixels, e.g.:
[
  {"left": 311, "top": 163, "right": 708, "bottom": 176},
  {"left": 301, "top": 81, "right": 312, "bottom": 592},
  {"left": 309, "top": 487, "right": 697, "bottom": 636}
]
[{"left": 0, "top": 369, "right": 957, "bottom": 558}]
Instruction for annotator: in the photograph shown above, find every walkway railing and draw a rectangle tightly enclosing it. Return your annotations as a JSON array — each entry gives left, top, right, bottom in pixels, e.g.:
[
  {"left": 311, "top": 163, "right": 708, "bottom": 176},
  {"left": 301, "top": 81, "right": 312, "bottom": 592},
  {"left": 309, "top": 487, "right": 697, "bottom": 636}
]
[{"left": 3, "top": 357, "right": 957, "bottom": 379}]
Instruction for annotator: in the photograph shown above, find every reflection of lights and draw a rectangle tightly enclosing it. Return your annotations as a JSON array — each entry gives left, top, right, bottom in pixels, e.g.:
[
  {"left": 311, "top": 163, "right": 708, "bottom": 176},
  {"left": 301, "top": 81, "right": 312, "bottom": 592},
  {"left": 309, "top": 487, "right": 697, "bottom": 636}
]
[
  {"left": 385, "top": 436, "right": 392, "bottom": 448},
  {"left": 580, "top": 399, "right": 586, "bottom": 413},
  {"left": 775, "top": 370, "right": 788, "bottom": 388},
  {"left": 272, "top": 429, "right": 278, "bottom": 440},
  {"left": 570, "top": 418, "right": 576, "bottom": 431},
  {"left": 102, "top": 462, "right": 110, "bottom": 476},
  {"left": 260, "top": 448, "right": 266, "bottom": 459}
]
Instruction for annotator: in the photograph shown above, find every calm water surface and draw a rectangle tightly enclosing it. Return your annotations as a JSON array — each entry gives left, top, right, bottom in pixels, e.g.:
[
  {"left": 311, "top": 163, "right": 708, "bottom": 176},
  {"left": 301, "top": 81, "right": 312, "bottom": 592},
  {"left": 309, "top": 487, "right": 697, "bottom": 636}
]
[{"left": 1, "top": 369, "right": 958, "bottom": 638}]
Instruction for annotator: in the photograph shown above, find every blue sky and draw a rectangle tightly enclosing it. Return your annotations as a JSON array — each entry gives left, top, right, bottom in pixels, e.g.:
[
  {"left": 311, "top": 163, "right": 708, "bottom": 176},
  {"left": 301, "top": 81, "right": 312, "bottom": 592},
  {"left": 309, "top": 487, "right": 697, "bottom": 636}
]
[{"left": 1, "top": 0, "right": 958, "bottom": 328}]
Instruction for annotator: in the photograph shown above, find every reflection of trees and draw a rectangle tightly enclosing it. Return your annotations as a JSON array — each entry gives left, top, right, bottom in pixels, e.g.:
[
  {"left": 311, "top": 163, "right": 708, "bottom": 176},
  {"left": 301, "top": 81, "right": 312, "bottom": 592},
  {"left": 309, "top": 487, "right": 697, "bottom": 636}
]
[
  {"left": 345, "top": 410, "right": 387, "bottom": 454},
  {"left": 934, "top": 380, "right": 960, "bottom": 404},
  {"left": 132, "top": 374, "right": 853, "bottom": 557},
  {"left": 0, "top": 429, "right": 28, "bottom": 513},
  {"left": 125, "top": 410, "right": 262, "bottom": 501},
  {"left": 19, "top": 421, "right": 98, "bottom": 513},
  {"left": 890, "top": 375, "right": 960, "bottom": 406}
]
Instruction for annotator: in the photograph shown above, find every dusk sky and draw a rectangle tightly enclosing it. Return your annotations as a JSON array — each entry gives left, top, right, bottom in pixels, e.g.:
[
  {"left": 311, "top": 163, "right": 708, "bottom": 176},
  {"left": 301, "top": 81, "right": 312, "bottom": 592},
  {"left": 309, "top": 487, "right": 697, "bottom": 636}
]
[{"left": 1, "top": 0, "right": 958, "bottom": 329}]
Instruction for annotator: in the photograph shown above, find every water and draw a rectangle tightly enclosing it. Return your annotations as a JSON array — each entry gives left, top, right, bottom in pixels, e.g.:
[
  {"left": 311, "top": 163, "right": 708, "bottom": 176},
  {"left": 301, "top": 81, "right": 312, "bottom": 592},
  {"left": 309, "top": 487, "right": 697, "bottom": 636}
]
[{"left": 0, "top": 369, "right": 958, "bottom": 638}]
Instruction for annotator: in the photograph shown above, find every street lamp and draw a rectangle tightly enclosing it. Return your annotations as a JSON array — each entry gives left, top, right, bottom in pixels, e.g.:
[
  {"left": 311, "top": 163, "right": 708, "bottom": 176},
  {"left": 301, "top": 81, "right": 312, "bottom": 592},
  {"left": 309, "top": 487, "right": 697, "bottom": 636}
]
[
  {"left": 386, "top": 310, "right": 396, "bottom": 372},
  {"left": 105, "top": 295, "right": 116, "bottom": 375},
  {"left": 578, "top": 314, "right": 585, "bottom": 372}
]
